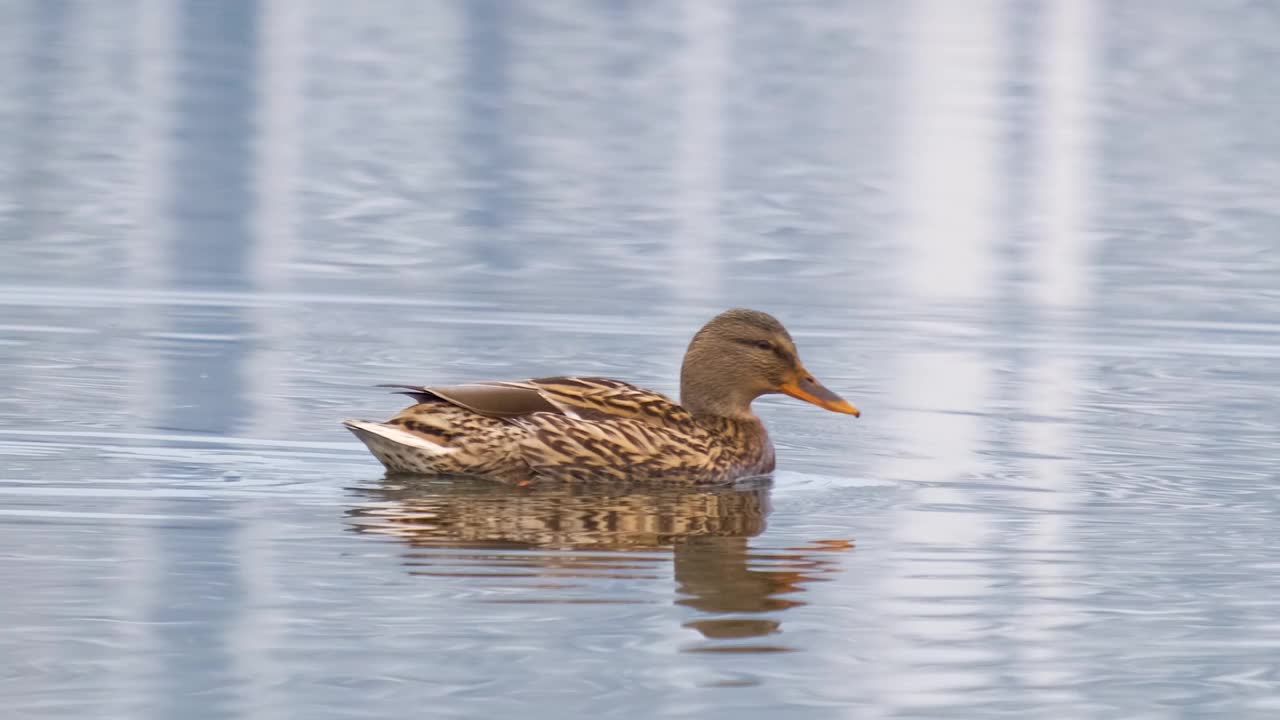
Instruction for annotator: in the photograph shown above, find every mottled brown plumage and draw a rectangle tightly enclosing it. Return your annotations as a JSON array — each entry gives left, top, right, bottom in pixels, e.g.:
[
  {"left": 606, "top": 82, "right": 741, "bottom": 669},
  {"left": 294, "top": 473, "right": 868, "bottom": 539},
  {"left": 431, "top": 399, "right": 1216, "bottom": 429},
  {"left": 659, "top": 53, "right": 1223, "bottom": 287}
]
[{"left": 344, "top": 308, "right": 859, "bottom": 484}]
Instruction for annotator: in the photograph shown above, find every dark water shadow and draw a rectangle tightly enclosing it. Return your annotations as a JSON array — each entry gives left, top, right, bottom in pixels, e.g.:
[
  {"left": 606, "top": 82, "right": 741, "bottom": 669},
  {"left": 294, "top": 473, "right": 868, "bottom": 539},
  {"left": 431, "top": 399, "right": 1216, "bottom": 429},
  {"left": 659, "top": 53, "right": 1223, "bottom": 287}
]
[{"left": 345, "top": 476, "right": 852, "bottom": 648}]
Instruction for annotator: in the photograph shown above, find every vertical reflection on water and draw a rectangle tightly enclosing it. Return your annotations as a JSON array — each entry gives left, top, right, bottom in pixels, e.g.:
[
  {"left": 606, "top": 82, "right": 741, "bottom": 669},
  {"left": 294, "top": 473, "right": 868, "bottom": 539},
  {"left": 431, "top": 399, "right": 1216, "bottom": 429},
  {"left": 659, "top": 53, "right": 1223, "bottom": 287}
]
[
  {"left": 2, "top": 5, "right": 159, "bottom": 717},
  {"left": 247, "top": 0, "right": 304, "bottom": 436},
  {"left": 160, "top": 6, "right": 255, "bottom": 425},
  {"left": 672, "top": 0, "right": 728, "bottom": 303},
  {"left": 1031, "top": 0, "right": 1097, "bottom": 310},
  {"left": 115, "top": 3, "right": 178, "bottom": 717},
  {"left": 897, "top": 0, "right": 1004, "bottom": 302},
  {"left": 230, "top": 0, "right": 310, "bottom": 711},
  {"left": 879, "top": 351, "right": 996, "bottom": 703},
  {"left": 459, "top": 0, "right": 521, "bottom": 270},
  {"left": 134, "top": 0, "right": 177, "bottom": 289},
  {"left": 870, "top": 0, "right": 1006, "bottom": 710},
  {"left": 1015, "top": 0, "right": 1097, "bottom": 703},
  {"left": 300, "top": 3, "right": 464, "bottom": 379},
  {"left": 142, "top": 2, "right": 257, "bottom": 717},
  {"left": 249, "top": 0, "right": 303, "bottom": 302},
  {"left": 4, "top": 0, "right": 59, "bottom": 247},
  {"left": 0, "top": 4, "right": 18, "bottom": 208}
]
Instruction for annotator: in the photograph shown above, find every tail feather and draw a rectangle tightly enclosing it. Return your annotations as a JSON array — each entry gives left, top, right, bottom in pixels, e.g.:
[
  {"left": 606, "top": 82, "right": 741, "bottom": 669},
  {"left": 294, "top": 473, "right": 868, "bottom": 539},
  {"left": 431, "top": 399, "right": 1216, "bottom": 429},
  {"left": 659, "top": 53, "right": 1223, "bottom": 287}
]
[{"left": 343, "top": 419, "right": 458, "bottom": 473}]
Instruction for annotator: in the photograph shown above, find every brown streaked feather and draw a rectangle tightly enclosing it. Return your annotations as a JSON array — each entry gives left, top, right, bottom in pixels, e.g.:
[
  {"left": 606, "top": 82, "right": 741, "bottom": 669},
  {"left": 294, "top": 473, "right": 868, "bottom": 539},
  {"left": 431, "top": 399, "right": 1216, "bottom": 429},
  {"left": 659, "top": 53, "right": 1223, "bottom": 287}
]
[
  {"left": 351, "top": 378, "right": 775, "bottom": 483},
  {"left": 515, "top": 413, "right": 729, "bottom": 484},
  {"left": 378, "top": 377, "right": 691, "bottom": 426},
  {"left": 406, "top": 382, "right": 565, "bottom": 418},
  {"left": 527, "top": 377, "right": 695, "bottom": 426},
  {"left": 347, "top": 398, "right": 533, "bottom": 481}
]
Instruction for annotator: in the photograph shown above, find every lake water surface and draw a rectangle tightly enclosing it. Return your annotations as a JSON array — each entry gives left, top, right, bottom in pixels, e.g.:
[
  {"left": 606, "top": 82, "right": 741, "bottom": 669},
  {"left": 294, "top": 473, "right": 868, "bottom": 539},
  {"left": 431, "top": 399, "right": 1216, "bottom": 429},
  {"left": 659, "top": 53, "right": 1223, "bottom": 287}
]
[{"left": 2, "top": 1, "right": 1279, "bottom": 718}]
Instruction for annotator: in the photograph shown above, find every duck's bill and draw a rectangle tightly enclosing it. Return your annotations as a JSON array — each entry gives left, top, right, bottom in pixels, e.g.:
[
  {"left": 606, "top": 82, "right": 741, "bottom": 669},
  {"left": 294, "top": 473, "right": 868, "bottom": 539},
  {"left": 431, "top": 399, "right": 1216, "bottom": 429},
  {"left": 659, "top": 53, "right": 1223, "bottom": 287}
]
[{"left": 779, "top": 373, "right": 861, "bottom": 417}]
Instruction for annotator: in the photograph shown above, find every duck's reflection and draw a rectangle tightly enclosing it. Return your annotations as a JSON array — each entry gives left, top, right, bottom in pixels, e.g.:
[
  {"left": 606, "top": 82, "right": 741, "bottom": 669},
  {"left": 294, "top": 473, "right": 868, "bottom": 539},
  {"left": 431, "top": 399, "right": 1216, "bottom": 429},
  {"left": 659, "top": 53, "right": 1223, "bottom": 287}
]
[{"left": 346, "top": 476, "right": 850, "bottom": 646}]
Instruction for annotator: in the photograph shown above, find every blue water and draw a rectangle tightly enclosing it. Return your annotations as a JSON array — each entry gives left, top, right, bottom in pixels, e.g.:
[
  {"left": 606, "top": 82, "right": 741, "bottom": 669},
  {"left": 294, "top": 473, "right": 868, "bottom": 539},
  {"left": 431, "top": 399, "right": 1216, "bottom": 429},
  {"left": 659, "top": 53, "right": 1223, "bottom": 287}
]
[{"left": 2, "top": 1, "right": 1279, "bottom": 718}]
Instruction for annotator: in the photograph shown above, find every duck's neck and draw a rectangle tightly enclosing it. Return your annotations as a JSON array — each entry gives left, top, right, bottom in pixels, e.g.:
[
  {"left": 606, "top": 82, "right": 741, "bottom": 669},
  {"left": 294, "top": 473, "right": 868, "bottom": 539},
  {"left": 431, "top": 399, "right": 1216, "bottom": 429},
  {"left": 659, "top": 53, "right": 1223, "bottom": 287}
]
[
  {"left": 680, "top": 385, "right": 759, "bottom": 421},
  {"left": 692, "top": 411, "right": 776, "bottom": 476}
]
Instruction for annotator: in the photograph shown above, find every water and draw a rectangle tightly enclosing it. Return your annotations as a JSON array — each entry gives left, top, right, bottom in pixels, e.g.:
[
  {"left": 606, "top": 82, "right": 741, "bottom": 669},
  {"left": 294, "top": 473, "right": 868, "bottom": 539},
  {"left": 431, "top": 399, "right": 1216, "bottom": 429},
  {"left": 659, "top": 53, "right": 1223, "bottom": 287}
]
[{"left": 2, "top": 1, "right": 1279, "bottom": 717}]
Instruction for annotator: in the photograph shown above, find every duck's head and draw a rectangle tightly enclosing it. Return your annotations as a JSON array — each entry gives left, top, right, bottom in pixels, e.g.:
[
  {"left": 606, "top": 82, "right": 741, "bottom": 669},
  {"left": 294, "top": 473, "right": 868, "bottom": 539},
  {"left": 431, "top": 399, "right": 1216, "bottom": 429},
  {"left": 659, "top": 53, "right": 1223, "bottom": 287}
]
[{"left": 679, "top": 308, "right": 860, "bottom": 420}]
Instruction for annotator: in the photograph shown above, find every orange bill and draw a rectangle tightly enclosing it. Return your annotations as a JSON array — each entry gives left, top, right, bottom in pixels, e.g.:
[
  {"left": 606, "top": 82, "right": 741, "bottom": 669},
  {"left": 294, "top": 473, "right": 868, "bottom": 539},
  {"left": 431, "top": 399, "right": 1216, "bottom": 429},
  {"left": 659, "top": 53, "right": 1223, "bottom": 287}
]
[{"left": 778, "top": 369, "right": 861, "bottom": 416}]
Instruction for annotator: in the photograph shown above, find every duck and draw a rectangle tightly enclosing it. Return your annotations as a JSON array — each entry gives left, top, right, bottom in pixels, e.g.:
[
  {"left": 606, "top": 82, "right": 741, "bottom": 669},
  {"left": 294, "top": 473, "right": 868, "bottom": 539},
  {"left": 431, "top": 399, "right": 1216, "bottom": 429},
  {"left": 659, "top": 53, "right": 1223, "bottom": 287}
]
[{"left": 343, "top": 308, "right": 859, "bottom": 484}]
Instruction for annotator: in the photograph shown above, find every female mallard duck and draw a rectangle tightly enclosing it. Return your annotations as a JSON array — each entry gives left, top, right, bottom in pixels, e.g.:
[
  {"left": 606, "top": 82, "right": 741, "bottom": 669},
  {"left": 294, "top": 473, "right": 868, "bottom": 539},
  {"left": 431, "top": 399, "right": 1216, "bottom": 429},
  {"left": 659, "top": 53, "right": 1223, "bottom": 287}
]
[{"left": 344, "top": 308, "right": 859, "bottom": 484}]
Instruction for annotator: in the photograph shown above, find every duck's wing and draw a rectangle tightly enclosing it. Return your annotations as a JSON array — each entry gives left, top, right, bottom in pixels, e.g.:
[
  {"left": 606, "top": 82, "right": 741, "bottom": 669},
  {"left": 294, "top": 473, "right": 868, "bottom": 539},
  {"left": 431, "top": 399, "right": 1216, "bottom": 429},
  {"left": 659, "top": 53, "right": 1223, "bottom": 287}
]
[
  {"left": 513, "top": 412, "right": 729, "bottom": 484},
  {"left": 382, "top": 377, "right": 693, "bottom": 428},
  {"left": 381, "top": 381, "right": 563, "bottom": 418},
  {"left": 526, "top": 377, "right": 696, "bottom": 426}
]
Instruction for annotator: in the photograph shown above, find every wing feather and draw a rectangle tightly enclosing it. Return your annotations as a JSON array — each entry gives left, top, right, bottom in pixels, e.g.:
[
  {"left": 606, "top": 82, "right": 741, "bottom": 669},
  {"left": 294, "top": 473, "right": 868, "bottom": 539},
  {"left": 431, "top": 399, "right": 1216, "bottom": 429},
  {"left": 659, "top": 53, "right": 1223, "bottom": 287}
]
[
  {"left": 526, "top": 377, "right": 692, "bottom": 428},
  {"left": 381, "top": 377, "right": 690, "bottom": 428},
  {"left": 514, "top": 413, "right": 730, "bottom": 484}
]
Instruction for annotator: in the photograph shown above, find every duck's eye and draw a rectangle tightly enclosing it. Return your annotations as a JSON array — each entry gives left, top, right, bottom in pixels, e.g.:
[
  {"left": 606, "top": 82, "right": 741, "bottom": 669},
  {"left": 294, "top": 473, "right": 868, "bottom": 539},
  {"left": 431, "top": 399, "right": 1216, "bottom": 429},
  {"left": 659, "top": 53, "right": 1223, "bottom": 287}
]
[{"left": 754, "top": 340, "right": 773, "bottom": 350}]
